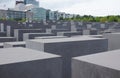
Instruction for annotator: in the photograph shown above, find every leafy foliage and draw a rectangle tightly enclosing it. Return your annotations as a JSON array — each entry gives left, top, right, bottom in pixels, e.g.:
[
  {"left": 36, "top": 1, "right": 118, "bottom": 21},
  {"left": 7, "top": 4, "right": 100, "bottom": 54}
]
[{"left": 64, "top": 15, "right": 120, "bottom": 22}]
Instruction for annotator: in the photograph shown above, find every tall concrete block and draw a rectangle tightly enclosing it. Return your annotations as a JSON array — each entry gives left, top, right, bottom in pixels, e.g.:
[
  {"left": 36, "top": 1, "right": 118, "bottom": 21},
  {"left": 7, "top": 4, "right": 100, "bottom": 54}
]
[
  {"left": 26, "top": 36, "right": 108, "bottom": 78},
  {"left": 100, "top": 24, "right": 105, "bottom": 28},
  {"left": 6, "top": 26, "right": 11, "bottom": 37},
  {"left": 0, "top": 23, "right": 4, "bottom": 32},
  {"left": 71, "top": 25, "right": 77, "bottom": 32},
  {"left": 72, "top": 50, "right": 120, "bottom": 78},
  {"left": 0, "top": 37, "right": 16, "bottom": 42},
  {"left": 14, "top": 29, "right": 45, "bottom": 41},
  {"left": 51, "top": 25, "right": 56, "bottom": 30},
  {"left": 86, "top": 24, "right": 92, "bottom": 29},
  {"left": 103, "top": 33, "right": 120, "bottom": 50},
  {"left": 23, "top": 33, "right": 55, "bottom": 41},
  {"left": 0, "top": 47, "right": 62, "bottom": 78},
  {"left": 4, "top": 41, "right": 26, "bottom": 48}
]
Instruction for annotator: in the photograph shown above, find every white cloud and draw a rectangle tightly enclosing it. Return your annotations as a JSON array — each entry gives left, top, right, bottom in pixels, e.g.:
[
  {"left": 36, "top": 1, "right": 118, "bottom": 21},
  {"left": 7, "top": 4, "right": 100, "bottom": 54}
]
[
  {"left": 39, "top": 0, "right": 93, "bottom": 10},
  {"left": 39, "top": 0, "right": 120, "bottom": 16},
  {"left": 0, "top": 0, "right": 15, "bottom": 9},
  {"left": 0, "top": 0, "right": 120, "bottom": 16}
]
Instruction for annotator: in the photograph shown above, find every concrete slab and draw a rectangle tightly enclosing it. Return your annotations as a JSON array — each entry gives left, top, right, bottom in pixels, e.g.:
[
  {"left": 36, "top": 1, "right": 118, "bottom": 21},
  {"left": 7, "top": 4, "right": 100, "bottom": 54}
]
[
  {"left": 0, "top": 43, "right": 3, "bottom": 48},
  {"left": 103, "top": 33, "right": 120, "bottom": 50},
  {"left": 4, "top": 41, "right": 26, "bottom": 48},
  {"left": 83, "top": 29, "right": 98, "bottom": 35},
  {"left": 26, "top": 36, "right": 108, "bottom": 78},
  {"left": 72, "top": 50, "right": 120, "bottom": 78},
  {"left": 0, "top": 32, "right": 6, "bottom": 37},
  {"left": 0, "top": 37, "right": 16, "bottom": 42},
  {"left": 35, "top": 36, "right": 68, "bottom": 39},
  {"left": 23, "top": 33, "right": 55, "bottom": 41},
  {"left": 57, "top": 31, "right": 82, "bottom": 37},
  {"left": 14, "top": 29, "right": 45, "bottom": 41},
  {"left": 0, "top": 47, "right": 62, "bottom": 78}
]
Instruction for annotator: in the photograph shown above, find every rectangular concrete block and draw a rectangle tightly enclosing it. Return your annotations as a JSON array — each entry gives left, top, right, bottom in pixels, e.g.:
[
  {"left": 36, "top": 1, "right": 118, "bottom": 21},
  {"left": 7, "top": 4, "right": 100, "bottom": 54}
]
[
  {"left": 26, "top": 36, "right": 108, "bottom": 78},
  {"left": 83, "top": 29, "right": 98, "bottom": 35},
  {"left": 35, "top": 36, "right": 68, "bottom": 39},
  {"left": 0, "top": 32, "right": 6, "bottom": 37},
  {"left": 0, "top": 47, "right": 62, "bottom": 78},
  {"left": 57, "top": 31, "right": 82, "bottom": 37},
  {"left": 0, "top": 23, "right": 4, "bottom": 32},
  {"left": 0, "top": 37, "right": 16, "bottom": 42},
  {"left": 4, "top": 41, "right": 26, "bottom": 48},
  {"left": 103, "top": 33, "right": 120, "bottom": 50},
  {"left": 14, "top": 29, "right": 45, "bottom": 41},
  {"left": 46, "top": 29, "right": 69, "bottom": 35},
  {"left": 72, "top": 50, "right": 120, "bottom": 78},
  {"left": 89, "top": 35, "right": 103, "bottom": 38},
  {"left": 6, "top": 26, "right": 11, "bottom": 37},
  {"left": 0, "top": 43, "right": 3, "bottom": 48},
  {"left": 23, "top": 33, "right": 55, "bottom": 41}
]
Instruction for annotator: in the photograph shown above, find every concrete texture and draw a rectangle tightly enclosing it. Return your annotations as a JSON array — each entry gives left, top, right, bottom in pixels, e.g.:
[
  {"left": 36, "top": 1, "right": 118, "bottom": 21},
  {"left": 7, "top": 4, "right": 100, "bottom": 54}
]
[
  {"left": 0, "top": 47, "right": 62, "bottom": 78},
  {"left": 23, "top": 33, "right": 55, "bottom": 41},
  {"left": 0, "top": 37, "right": 16, "bottom": 42},
  {"left": 103, "top": 33, "right": 120, "bottom": 50},
  {"left": 4, "top": 41, "right": 26, "bottom": 48},
  {"left": 14, "top": 29, "right": 45, "bottom": 41},
  {"left": 26, "top": 36, "right": 108, "bottom": 78},
  {"left": 72, "top": 50, "right": 120, "bottom": 78}
]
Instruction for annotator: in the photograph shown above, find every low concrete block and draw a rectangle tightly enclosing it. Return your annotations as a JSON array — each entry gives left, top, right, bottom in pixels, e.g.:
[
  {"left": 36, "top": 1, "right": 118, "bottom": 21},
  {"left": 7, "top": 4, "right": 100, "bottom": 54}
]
[
  {"left": 0, "top": 37, "right": 16, "bottom": 42},
  {"left": 57, "top": 31, "right": 82, "bottom": 37},
  {"left": 72, "top": 50, "right": 120, "bottom": 78},
  {"left": 4, "top": 41, "right": 26, "bottom": 48},
  {"left": 35, "top": 36, "right": 68, "bottom": 39},
  {"left": 23, "top": 33, "right": 55, "bottom": 41},
  {"left": 0, "top": 43, "right": 3, "bottom": 48},
  {"left": 83, "top": 29, "right": 98, "bottom": 35},
  {"left": 0, "top": 47, "right": 62, "bottom": 78},
  {"left": 14, "top": 29, "right": 45, "bottom": 41},
  {"left": 0, "top": 32, "right": 6, "bottom": 37}
]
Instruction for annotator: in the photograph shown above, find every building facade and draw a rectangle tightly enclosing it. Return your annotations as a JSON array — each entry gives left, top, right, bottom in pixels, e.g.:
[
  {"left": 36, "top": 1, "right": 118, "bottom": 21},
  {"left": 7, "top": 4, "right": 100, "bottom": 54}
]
[
  {"left": 0, "top": 9, "right": 33, "bottom": 21},
  {"left": 31, "top": 7, "right": 46, "bottom": 21},
  {"left": 24, "top": 0, "right": 39, "bottom": 8}
]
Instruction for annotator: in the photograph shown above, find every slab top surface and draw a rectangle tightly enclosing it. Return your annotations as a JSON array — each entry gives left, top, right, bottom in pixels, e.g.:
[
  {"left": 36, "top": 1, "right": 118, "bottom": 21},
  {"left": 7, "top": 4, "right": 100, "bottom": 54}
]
[
  {"left": 31, "top": 36, "right": 106, "bottom": 43},
  {"left": 73, "top": 50, "right": 120, "bottom": 70},
  {"left": 0, "top": 47, "right": 60, "bottom": 65}
]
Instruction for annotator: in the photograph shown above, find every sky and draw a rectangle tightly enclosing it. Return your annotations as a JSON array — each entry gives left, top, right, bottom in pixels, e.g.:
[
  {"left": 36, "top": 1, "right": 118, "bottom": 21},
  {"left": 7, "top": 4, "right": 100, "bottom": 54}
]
[{"left": 0, "top": 0, "right": 120, "bottom": 16}]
